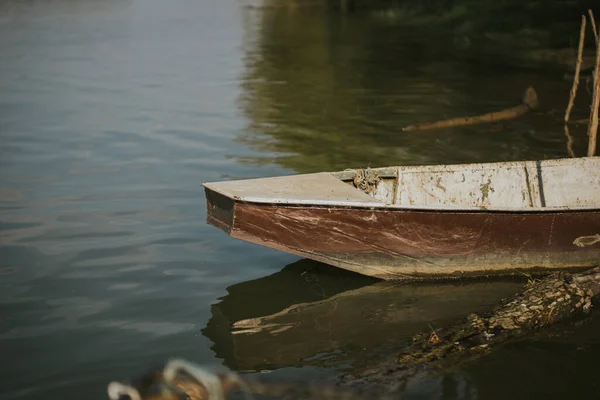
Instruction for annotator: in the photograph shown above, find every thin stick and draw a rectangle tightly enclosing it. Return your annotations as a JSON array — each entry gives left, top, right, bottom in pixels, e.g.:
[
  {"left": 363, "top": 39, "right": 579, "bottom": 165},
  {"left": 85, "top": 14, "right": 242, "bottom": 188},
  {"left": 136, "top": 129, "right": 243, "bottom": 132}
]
[
  {"left": 565, "top": 15, "right": 586, "bottom": 123},
  {"left": 564, "top": 124, "right": 576, "bottom": 157},
  {"left": 588, "top": 13, "right": 600, "bottom": 156},
  {"left": 403, "top": 87, "right": 538, "bottom": 132},
  {"left": 567, "top": 118, "right": 589, "bottom": 125},
  {"left": 589, "top": 10, "right": 598, "bottom": 45}
]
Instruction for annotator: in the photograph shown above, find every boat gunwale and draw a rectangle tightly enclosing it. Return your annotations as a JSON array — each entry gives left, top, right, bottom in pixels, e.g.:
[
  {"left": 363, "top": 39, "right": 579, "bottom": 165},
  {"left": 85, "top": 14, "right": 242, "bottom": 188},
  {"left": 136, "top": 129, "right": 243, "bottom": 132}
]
[
  {"left": 202, "top": 185, "right": 600, "bottom": 213},
  {"left": 202, "top": 156, "right": 600, "bottom": 213}
]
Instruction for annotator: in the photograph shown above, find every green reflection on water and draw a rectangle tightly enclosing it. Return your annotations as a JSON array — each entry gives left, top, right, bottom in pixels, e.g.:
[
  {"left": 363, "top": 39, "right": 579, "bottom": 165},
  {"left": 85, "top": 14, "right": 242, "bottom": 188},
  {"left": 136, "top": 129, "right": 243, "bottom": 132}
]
[{"left": 237, "top": 1, "right": 597, "bottom": 173}]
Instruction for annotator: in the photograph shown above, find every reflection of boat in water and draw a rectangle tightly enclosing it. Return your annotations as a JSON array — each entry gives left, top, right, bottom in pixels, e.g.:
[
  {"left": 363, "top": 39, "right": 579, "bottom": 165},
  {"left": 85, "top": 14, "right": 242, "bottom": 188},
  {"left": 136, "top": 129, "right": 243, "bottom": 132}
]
[
  {"left": 202, "top": 260, "right": 523, "bottom": 372},
  {"left": 203, "top": 157, "right": 600, "bottom": 280}
]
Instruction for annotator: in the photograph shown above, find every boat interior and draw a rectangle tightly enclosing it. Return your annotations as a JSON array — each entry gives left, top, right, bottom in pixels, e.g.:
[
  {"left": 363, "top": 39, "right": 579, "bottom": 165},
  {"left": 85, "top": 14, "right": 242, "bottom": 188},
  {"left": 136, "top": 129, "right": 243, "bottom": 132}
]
[
  {"left": 333, "top": 157, "right": 600, "bottom": 211},
  {"left": 203, "top": 157, "right": 600, "bottom": 211}
]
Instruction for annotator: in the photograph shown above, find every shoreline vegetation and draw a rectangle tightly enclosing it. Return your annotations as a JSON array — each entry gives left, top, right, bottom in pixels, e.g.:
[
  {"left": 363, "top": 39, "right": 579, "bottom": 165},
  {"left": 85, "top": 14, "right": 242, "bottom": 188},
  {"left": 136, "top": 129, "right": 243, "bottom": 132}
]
[{"left": 245, "top": 0, "right": 599, "bottom": 73}]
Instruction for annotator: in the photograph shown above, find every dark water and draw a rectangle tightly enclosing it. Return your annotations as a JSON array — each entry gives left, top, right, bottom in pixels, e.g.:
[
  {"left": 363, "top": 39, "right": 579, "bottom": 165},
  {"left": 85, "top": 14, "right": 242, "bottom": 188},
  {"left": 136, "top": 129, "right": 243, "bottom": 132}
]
[{"left": 1, "top": 1, "right": 599, "bottom": 399}]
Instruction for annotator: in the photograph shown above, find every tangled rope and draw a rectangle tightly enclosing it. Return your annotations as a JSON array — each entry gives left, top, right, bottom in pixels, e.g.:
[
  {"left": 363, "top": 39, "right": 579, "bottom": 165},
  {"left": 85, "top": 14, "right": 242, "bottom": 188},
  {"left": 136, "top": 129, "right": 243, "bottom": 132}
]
[{"left": 351, "top": 169, "right": 381, "bottom": 195}]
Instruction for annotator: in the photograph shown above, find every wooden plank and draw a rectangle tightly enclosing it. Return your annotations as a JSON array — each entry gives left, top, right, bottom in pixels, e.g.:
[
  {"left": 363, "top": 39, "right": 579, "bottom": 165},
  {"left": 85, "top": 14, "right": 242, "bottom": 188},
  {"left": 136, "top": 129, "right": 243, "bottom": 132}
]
[
  {"left": 203, "top": 173, "right": 384, "bottom": 207},
  {"left": 204, "top": 157, "right": 600, "bottom": 212},
  {"left": 394, "top": 157, "right": 599, "bottom": 210},
  {"left": 230, "top": 203, "right": 600, "bottom": 279},
  {"left": 396, "top": 162, "right": 536, "bottom": 209},
  {"left": 539, "top": 157, "right": 600, "bottom": 208},
  {"left": 332, "top": 167, "right": 398, "bottom": 181}
]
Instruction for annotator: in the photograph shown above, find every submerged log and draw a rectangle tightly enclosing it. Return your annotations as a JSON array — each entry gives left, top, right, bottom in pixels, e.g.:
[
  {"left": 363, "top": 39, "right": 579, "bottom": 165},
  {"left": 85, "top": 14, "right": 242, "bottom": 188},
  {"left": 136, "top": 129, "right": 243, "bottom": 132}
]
[
  {"left": 342, "top": 266, "right": 600, "bottom": 389},
  {"left": 107, "top": 267, "right": 600, "bottom": 400},
  {"left": 402, "top": 87, "right": 539, "bottom": 132}
]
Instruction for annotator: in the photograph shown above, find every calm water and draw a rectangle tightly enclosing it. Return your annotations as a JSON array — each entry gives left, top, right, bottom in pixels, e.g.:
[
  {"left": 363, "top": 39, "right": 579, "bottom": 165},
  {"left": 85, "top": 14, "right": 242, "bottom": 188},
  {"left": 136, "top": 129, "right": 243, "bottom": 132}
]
[{"left": 1, "top": 1, "right": 599, "bottom": 399}]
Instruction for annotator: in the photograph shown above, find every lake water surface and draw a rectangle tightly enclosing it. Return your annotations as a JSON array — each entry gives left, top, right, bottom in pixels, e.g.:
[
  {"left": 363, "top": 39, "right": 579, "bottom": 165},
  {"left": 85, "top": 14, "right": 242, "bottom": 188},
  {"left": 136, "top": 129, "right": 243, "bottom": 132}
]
[{"left": 1, "top": 1, "right": 599, "bottom": 399}]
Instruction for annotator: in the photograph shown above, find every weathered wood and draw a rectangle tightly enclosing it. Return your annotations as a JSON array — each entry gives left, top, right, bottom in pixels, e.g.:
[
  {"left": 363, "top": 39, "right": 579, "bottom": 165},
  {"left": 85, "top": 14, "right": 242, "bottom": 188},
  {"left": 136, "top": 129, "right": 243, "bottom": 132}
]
[
  {"left": 224, "top": 202, "right": 600, "bottom": 279},
  {"left": 203, "top": 267, "right": 522, "bottom": 372},
  {"left": 109, "top": 267, "right": 600, "bottom": 400},
  {"left": 401, "top": 87, "right": 538, "bottom": 132},
  {"left": 564, "top": 16, "right": 586, "bottom": 123},
  {"left": 564, "top": 124, "right": 576, "bottom": 157},
  {"left": 205, "top": 172, "right": 382, "bottom": 207},
  {"left": 205, "top": 157, "right": 600, "bottom": 211},
  {"left": 341, "top": 266, "right": 600, "bottom": 389},
  {"left": 392, "top": 157, "right": 599, "bottom": 210},
  {"left": 333, "top": 167, "right": 397, "bottom": 181},
  {"left": 204, "top": 157, "right": 600, "bottom": 279},
  {"left": 588, "top": 13, "right": 600, "bottom": 157}
]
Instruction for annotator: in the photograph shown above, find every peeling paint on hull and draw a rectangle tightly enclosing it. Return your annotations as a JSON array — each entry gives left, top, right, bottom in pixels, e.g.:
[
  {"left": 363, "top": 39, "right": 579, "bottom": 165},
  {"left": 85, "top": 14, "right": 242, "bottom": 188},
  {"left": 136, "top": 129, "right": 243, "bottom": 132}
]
[
  {"left": 204, "top": 157, "right": 600, "bottom": 280},
  {"left": 205, "top": 191, "right": 600, "bottom": 280}
]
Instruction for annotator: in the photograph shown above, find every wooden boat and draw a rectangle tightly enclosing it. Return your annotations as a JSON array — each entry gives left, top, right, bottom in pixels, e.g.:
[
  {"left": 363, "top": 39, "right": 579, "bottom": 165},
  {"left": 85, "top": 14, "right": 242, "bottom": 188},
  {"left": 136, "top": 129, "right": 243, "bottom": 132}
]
[
  {"left": 202, "top": 260, "right": 523, "bottom": 372},
  {"left": 203, "top": 157, "right": 600, "bottom": 280}
]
